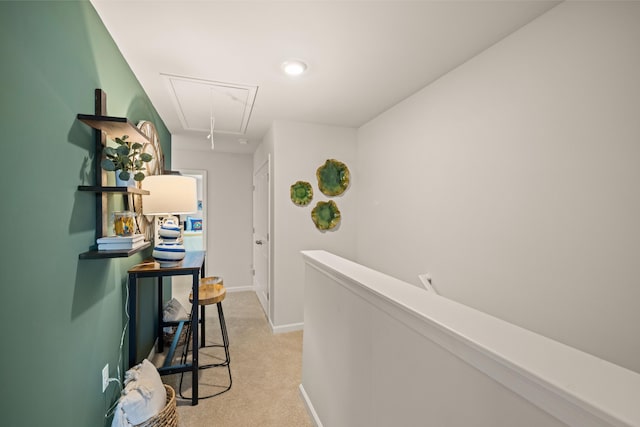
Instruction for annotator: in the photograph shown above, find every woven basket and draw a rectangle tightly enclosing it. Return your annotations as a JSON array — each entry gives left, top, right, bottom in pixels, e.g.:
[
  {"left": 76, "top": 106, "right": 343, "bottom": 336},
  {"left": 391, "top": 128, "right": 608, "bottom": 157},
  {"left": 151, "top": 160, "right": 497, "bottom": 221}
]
[{"left": 135, "top": 384, "right": 178, "bottom": 427}]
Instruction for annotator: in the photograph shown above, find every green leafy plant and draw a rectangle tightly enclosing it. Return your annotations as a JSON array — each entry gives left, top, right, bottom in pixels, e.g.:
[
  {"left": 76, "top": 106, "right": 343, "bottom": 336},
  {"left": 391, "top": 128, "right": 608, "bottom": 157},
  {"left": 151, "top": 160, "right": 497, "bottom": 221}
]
[{"left": 100, "top": 135, "right": 153, "bottom": 182}]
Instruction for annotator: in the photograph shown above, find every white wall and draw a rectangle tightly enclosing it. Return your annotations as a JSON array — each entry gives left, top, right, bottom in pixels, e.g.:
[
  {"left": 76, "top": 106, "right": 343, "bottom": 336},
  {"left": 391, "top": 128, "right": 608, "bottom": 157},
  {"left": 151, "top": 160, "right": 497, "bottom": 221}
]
[
  {"left": 254, "top": 121, "right": 357, "bottom": 329},
  {"left": 173, "top": 138, "right": 254, "bottom": 290},
  {"left": 355, "top": 1, "right": 640, "bottom": 373}
]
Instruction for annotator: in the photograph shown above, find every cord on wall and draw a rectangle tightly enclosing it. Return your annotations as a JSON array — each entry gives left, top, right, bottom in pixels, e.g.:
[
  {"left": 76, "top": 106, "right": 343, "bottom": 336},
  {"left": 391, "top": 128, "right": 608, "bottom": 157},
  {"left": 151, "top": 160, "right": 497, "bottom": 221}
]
[{"left": 105, "top": 279, "right": 130, "bottom": 419}]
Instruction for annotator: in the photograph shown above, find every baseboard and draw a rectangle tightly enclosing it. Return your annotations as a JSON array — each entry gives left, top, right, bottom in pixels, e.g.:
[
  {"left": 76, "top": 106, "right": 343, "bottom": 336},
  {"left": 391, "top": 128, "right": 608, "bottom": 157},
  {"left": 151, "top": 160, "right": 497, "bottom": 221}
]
[
  {"left": 299, "top": 384, "right": 323, "bottom": 427},
  {"left": 225, "top": 285, "right": 254, "bottom": 293},
  {"left": 270, "top": 319, "right": 304, "bottom": 334},
  {"left": 146, "top": 337, "right": 159, "bottom": 362}
]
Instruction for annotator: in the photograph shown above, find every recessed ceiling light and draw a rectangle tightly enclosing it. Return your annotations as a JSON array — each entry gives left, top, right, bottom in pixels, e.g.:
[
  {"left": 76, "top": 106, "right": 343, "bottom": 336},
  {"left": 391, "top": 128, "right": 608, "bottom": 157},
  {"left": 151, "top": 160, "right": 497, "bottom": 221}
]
[{"left": 282, "top": 60, "right": 307, "bottom": 76}]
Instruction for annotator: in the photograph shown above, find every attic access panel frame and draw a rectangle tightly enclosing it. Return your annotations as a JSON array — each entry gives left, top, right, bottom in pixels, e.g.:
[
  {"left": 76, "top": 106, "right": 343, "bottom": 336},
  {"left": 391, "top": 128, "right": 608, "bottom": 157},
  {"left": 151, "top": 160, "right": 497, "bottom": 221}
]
[{"left": 162, "top": 73, "right": 257, "bottom": 135}]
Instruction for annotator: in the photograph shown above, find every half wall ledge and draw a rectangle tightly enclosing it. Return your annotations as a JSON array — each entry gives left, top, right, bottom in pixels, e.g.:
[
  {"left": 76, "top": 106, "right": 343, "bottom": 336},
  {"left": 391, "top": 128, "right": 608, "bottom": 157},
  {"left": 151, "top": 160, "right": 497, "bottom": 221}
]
[{"left": 300, "top": 250, "right": 640, "bottom": 427}]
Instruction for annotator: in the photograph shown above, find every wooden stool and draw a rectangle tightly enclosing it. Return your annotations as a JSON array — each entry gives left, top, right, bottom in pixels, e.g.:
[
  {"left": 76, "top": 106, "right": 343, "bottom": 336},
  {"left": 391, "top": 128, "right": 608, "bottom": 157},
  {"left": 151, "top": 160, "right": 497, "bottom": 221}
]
[
  {"left": 194, "top": 277, "right": 226, "bottom": 347},
  {"left": 179, "top": 276, "right": 232, "bottom": 399}
]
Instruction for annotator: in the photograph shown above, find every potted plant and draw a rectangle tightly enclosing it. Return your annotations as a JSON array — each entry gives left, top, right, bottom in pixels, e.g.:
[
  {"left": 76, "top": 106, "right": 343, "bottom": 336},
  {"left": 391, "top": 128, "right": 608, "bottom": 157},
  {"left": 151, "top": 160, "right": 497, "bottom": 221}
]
[{"left": 101, "top": 135, "right": 153, "bottom": 183}]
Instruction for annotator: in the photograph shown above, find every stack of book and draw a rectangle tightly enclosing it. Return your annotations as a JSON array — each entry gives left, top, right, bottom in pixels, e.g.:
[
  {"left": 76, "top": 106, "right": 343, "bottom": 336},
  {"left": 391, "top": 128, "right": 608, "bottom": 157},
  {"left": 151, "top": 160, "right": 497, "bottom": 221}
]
[{"left": 97, "top": 234, "right": 146, "bottom": 251}]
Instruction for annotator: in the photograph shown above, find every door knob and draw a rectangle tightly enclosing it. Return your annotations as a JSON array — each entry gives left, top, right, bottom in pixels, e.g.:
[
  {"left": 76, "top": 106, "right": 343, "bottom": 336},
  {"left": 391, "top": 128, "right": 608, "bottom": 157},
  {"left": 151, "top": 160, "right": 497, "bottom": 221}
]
[{"left": 255, "top": 240, "right": 264, "bottom": 245}]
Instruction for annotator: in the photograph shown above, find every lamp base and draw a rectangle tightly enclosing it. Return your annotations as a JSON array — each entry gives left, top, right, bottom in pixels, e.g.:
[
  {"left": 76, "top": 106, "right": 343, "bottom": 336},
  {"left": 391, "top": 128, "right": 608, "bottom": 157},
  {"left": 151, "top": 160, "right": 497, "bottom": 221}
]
[
  {"left": 155, "top": 260, "right": 182, "bottom": 267},
  {"left": 158, "top": 218, "right": 182, "bottom": 241},
  {"left": 152, "top": 241, "right": 186, "bottom": 267}
]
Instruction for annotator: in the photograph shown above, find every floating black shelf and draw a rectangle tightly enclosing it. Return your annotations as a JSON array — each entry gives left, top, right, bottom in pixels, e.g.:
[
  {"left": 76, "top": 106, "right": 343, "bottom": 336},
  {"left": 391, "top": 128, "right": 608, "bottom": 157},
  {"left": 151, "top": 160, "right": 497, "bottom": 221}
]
[
  {"left": 77, "top": 114, "right": 150, "bottom": 145},
  {"left": 79, "top": 241, "right": 152, "bottom": 260},
  {"left": 78, "top": 185, "right": 149, "bottom": 195}
]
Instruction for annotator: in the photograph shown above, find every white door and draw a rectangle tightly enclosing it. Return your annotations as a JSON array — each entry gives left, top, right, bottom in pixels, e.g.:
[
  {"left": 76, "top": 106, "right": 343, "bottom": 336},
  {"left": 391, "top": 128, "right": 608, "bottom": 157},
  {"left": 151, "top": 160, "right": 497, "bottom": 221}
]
[{"left": 253, "top": 159, "right": 270, "bottom": 318}]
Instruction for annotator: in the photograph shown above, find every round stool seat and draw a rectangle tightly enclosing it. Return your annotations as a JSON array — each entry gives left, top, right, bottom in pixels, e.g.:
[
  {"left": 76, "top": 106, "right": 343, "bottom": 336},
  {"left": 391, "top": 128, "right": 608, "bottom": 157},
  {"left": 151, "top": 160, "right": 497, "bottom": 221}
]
[
  {"left": 190, "top": 283, "right": 226, "bottom": 306},
  {"left": 200, "top": 276, "right": 223, "bottom": 286}
]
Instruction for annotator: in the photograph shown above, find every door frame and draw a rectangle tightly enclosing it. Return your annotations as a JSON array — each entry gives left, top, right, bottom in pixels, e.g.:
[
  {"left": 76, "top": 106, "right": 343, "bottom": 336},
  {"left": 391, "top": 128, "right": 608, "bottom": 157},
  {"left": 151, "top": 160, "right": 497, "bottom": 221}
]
[
  {"left": 253, "top": 156, "right": 271, "bottom": 321},
  {"left": 175, "top": 168, "right": 207, "bottom": 253}
]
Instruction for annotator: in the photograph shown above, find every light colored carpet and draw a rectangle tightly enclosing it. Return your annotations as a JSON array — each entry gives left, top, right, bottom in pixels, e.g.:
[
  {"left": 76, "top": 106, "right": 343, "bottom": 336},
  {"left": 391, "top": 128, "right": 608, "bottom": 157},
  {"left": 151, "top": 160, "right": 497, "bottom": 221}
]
[{"left": 155, "top": 283, "right": 313, "bottom": 427}]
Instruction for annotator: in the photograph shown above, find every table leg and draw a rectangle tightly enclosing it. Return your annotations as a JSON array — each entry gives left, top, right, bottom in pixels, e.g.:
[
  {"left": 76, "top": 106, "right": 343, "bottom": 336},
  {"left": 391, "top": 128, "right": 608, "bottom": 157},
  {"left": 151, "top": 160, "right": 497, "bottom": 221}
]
[
  {"left": 157, "top": 276, "right": 164, "bottom": 354},
  {"left": 191, "top": 270, "right": 199, "bottom": 405},
  {"left": 199, "top": 256, "right": 206, "bottom": 346}
]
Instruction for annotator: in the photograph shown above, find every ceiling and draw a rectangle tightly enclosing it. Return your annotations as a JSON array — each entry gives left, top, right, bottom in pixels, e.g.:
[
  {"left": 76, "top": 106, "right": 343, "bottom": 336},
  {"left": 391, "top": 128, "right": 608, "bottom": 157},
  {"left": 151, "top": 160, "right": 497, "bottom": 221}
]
[{"left": 90, "top": 0, "right": 560, "bottom": 154}]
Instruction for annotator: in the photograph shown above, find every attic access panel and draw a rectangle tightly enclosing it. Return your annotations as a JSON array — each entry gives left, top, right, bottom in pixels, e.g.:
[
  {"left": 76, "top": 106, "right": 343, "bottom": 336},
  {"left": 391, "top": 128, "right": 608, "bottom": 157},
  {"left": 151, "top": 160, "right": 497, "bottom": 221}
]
[{"left": 162, "top": 73, "right": 257, "bottom": 135}]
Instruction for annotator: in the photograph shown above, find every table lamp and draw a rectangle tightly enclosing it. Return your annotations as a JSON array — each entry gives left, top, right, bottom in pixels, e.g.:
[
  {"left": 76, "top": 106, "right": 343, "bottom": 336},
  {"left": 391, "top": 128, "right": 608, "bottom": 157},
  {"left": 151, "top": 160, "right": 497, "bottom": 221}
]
[{"left": 142, "top": 175, "right": 197, "bottom": 266}]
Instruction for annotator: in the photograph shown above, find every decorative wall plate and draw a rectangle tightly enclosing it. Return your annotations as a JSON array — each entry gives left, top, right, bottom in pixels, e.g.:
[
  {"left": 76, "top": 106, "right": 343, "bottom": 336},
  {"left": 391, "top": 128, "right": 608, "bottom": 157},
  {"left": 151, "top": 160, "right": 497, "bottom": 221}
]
[
  {"left": 311, "top": 200, "right": 341, "bottom": 231},
  {"left": 290, "top": 181, "right": 313, "bottom": 206},
  {"left": 134, "top": 120, "right": 164, "bottom": 241},
  {"left": 137, "top": 120, "right": 163, "bottom": 176},
  {"left": 317, "top": 159, "right": 350, "bottom": 196}
]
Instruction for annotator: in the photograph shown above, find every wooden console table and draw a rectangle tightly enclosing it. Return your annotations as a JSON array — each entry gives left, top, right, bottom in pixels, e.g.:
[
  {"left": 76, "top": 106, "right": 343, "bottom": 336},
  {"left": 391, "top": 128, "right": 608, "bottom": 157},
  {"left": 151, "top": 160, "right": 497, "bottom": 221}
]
[{"left": 128, "top": 250, "right": 206, "bottom": 405}]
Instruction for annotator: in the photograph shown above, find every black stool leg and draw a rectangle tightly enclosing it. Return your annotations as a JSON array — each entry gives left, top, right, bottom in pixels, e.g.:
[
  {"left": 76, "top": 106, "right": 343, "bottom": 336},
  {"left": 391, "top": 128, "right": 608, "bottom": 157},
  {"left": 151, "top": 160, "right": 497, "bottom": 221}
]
[
  {"left": 178, "top": 303, "right": 196, "bottom": 399},
  {"left": 179, "top": 301, "right": 232, "bottom": 400},
  {"left": 200, "top": 304, "right": 206, "bottom": 347},
  {"left": 201, "top": 303, "right": 231, "bottom": 368}
]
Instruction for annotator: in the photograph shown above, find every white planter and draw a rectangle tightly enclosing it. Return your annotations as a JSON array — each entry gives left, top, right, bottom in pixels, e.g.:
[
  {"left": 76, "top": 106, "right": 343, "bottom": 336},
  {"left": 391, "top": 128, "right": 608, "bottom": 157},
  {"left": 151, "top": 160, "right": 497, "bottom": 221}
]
[{"left": 115, "top": 170, "right": 135, "bottom": 187}]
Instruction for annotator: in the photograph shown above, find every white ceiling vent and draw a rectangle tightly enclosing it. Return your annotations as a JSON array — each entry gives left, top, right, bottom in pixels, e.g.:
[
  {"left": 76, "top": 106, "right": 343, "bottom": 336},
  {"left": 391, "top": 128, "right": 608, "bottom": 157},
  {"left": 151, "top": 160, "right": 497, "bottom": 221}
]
[{"left": 162, "top": 73, "right": 257, "bottom": 135}]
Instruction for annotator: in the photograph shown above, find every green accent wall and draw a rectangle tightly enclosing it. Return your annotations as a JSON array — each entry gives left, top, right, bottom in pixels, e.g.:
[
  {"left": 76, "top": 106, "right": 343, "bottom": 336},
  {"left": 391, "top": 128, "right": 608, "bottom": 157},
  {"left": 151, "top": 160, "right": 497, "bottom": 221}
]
[{"left": 0, "top": 2, "right": 172, "bottom": 425}]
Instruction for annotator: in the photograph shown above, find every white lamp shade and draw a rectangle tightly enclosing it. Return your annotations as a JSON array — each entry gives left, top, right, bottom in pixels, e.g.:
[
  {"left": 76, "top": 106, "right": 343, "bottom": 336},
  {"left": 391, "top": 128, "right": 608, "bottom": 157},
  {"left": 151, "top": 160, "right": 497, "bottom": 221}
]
[{"left": 142, "top": 175, "right": 197, "bottom": 215}]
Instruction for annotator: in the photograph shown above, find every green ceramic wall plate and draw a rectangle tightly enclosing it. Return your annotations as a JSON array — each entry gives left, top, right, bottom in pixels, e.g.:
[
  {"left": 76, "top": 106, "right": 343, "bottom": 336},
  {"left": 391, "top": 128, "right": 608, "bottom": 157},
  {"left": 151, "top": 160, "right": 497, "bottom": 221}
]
[
  {"left": 311, "top": 200, "right": 341, "bottom": 230},
  {"left": 317, "top": 159, "right": 350, "bottom": 196},
  {"left": 290, "top": 180, "right": 313, "bottom": 206}
]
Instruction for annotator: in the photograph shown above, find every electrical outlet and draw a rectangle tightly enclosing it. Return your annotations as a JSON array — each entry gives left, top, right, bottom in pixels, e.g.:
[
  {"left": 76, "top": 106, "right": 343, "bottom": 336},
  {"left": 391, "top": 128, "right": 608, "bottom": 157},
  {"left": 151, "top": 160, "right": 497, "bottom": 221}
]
[{"left": 102, "top": 364, "right": 109, "bottom": 392}]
